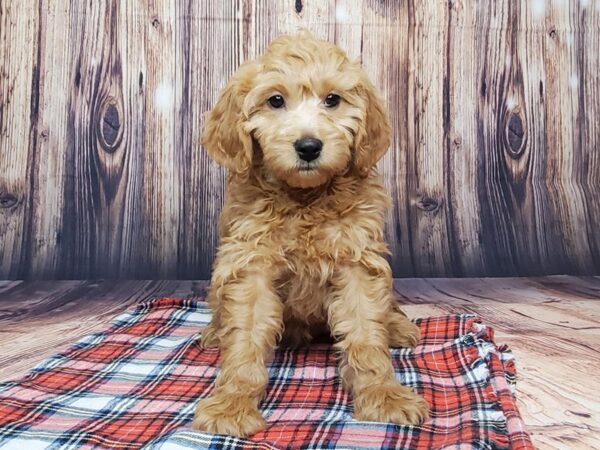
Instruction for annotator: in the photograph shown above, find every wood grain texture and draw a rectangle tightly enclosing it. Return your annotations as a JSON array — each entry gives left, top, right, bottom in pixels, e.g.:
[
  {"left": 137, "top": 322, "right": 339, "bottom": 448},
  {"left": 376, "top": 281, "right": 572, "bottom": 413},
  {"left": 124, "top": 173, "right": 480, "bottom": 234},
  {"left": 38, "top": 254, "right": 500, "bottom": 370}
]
[
  {"left": 1, "top": 1, "right": 599, "bottom": 279},
  {"left": 1, "top": 276, "right": 599, "bottom": 449}
]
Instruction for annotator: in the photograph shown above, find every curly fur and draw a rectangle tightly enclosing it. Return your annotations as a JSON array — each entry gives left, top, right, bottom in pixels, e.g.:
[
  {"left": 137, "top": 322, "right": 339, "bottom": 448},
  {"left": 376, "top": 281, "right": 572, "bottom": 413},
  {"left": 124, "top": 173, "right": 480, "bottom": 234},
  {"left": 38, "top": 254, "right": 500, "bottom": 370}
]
[{"left": 193, "top": 32, "right": 428, "bottom": 437}]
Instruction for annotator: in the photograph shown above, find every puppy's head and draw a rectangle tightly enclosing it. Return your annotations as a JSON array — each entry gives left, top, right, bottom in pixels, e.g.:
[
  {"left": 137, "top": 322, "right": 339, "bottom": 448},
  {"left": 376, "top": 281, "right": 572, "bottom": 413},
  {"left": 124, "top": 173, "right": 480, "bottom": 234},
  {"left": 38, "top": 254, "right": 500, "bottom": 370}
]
[{"left": 202, "top": 33, "right": 391, "bottom": 188}]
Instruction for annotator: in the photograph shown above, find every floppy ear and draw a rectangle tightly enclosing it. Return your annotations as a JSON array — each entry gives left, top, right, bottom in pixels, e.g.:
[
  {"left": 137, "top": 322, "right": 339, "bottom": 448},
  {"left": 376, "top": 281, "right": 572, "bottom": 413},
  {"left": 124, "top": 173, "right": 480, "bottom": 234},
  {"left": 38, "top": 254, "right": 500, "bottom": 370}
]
[
  {"left": 202, "top": 64, "right": 256, "bottom": 176},
  {"left": 354, "top": 76, "right": 392, "bottom": 177}
]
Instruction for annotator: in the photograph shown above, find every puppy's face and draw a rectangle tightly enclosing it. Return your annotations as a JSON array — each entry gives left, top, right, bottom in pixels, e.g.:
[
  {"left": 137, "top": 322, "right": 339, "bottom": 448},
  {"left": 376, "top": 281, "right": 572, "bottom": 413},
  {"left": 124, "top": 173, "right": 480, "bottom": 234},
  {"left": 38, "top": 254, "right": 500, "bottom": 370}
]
[
  {"left": 244, "top": 70, "right": 360, "bottom": 188},
  {"left": 203, "top": 34, "right": 391, "bottom": 189}
]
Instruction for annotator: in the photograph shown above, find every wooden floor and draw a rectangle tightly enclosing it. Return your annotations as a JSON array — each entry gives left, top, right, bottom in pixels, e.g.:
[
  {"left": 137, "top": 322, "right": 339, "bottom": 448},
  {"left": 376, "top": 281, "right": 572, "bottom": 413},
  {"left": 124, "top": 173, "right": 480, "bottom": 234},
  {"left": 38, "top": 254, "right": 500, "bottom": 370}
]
[{"left": 1, "top": 277, "right": 599, "bottom": 449}]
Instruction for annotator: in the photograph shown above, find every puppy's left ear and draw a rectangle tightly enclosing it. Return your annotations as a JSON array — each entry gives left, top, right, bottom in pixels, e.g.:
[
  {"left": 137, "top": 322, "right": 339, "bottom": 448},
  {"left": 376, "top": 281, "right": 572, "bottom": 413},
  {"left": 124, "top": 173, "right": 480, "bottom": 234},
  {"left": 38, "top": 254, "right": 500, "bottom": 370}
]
[{"left": 354, "top": 76, "right": 392, "bottom": 177}]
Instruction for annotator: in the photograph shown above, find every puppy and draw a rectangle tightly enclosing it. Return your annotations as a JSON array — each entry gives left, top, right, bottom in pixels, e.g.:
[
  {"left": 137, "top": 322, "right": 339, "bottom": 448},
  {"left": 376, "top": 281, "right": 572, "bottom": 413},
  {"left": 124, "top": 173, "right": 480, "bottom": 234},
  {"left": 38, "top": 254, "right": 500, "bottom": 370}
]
[{"left": 193, "top": 32, "right": 428, "bottom": 437}]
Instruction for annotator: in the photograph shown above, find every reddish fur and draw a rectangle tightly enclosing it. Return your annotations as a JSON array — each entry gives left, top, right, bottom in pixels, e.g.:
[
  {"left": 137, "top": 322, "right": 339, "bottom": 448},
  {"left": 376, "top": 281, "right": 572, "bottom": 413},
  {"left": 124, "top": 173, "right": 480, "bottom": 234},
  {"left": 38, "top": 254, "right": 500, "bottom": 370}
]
[{"left": 193, "top": 32, "right": 428, "bottom": 437}]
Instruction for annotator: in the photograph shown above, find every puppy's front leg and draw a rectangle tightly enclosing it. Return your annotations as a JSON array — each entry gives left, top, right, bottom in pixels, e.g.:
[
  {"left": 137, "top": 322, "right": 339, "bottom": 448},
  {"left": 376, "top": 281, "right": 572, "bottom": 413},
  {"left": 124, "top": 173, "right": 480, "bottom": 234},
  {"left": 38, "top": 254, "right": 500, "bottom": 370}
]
[
  {"left": 193, "top": 271, "right": 283, "bottom": 437},
  {"left": 327, "top": 264, "right": 429, "bottom": 425}
]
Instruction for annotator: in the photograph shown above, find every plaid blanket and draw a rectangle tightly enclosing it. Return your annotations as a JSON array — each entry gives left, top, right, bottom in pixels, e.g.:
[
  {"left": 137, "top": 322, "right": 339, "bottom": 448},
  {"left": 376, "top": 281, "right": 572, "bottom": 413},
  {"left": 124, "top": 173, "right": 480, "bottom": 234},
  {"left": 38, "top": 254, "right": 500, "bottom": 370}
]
[{"left": 0, "top": 298, "right": 533, "bottom": 449}]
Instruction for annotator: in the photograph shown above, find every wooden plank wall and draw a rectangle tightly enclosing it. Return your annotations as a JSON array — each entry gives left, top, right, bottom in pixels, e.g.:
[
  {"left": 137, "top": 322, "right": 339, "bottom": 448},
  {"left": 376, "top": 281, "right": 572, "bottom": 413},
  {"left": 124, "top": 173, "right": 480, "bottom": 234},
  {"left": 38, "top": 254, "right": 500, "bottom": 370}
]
[{"left": 1, "top": 0, "right": 599, "bottom": 279}]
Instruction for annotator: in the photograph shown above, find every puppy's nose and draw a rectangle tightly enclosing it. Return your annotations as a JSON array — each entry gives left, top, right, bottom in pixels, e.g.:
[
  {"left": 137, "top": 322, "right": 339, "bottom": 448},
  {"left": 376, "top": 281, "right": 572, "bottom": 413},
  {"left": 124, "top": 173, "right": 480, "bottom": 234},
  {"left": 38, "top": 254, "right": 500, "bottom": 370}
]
[{"left": 294, "top": 138, "right": 322, "bottom": 162}]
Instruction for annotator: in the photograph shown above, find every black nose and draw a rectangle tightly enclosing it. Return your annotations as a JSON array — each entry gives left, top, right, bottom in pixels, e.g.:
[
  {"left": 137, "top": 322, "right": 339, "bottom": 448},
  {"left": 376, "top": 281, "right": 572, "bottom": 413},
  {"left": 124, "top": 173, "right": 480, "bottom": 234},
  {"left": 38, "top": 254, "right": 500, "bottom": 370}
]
[{"left": 294, "top": 138, "right": 322, "bottom": 162}]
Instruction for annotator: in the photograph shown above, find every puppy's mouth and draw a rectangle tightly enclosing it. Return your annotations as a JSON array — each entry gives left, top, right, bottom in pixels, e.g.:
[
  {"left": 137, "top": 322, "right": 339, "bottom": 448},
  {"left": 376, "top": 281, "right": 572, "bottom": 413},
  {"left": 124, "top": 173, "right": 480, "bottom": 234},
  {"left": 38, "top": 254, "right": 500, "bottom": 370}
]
[
  {"left": 297, "top": 161, "right": 320, "bottom": 172},
  {"left": 280, "top": 160, "right": 332, "bottom": 189}
]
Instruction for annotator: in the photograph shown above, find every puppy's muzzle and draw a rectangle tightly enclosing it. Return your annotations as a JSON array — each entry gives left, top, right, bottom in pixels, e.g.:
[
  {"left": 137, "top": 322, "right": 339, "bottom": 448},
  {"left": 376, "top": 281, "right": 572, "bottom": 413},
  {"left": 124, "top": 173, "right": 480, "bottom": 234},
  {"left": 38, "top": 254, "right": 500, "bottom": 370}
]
[{"left": 294, "top": 137, "right": 322, "bottom": 162}]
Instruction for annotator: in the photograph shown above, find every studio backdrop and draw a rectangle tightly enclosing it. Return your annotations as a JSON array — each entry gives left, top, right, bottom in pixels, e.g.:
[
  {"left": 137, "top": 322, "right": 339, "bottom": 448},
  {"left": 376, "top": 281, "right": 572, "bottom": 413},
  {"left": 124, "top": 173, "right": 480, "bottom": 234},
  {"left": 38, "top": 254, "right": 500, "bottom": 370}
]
[{"left": 0, "top": 0, "right": 598, "bottom": 279}]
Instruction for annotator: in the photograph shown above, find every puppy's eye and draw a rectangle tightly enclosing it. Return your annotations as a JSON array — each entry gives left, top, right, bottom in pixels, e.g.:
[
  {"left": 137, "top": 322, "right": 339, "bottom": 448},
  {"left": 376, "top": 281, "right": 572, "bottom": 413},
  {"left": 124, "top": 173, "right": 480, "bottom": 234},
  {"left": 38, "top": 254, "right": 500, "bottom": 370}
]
[
  {"left": 268, "top": 95, "right": 285, "bottom": 109},
  {"left": 324, "top": 93, "right": 341, "bottom": 108}
]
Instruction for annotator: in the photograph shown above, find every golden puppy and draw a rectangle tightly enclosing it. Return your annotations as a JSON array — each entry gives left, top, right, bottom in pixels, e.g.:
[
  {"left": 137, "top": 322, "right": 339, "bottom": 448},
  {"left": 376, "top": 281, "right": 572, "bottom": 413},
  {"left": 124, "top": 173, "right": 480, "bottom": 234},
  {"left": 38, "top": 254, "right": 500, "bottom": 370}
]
[{"left": 193, "top": 32, "right": 428, "bottom": 437}]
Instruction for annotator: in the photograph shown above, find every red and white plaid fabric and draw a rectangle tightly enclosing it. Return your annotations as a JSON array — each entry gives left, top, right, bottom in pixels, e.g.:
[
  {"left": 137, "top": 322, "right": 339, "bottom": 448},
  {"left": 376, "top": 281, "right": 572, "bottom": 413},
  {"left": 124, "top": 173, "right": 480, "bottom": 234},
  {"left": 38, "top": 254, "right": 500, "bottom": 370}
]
[{"left": 0, "top": 298, "right": 533, "bottom": 449}]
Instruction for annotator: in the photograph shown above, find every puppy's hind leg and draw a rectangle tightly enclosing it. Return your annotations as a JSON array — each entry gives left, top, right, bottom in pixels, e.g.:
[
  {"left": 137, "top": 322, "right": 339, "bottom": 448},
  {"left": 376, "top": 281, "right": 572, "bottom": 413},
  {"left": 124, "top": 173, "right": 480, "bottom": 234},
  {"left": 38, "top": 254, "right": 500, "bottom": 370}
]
[
  {"left": 386, "top": 301, "right": 421, "bottom": 348},
  {"left": 199, "top": 286, "right": 221, "bottom": 349}
]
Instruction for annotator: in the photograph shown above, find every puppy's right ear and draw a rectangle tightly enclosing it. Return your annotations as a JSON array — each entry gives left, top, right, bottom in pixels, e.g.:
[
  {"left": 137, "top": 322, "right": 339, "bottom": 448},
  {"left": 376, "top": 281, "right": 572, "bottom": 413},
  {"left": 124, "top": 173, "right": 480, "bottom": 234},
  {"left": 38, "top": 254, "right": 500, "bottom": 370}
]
[{"left": 202, "top": 63, "right": 256, "bottom": 176}]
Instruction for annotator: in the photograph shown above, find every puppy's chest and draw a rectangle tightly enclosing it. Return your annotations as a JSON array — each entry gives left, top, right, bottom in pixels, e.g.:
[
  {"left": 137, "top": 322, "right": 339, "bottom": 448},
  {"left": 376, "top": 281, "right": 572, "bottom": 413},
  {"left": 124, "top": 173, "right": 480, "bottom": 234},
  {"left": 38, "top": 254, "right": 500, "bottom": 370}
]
[
  {"left": 274, "top": 213, "right": 339, "bottom": 314},
  {"left": 274, "top": 209, "right": 354, "bottom": 266}
]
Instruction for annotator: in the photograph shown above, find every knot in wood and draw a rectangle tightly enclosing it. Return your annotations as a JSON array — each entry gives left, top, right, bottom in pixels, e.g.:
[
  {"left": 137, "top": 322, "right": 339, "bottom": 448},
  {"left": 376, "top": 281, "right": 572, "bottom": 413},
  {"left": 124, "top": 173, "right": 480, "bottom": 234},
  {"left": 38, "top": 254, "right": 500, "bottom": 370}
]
[
  {"left": 97, "top": 100, "right": 123, "bottom": 153},
  {"left": 505, "top": 111, "right": 526, "bottom": 159},
  {"left": 295, "top": 0, "right": 303, "bottom": 13},
  {"left": 416, "top": 196, "right": 442, "bottom": 213},
  {"left": 0, "top": 192, "right": 19, "bottom": 209}
]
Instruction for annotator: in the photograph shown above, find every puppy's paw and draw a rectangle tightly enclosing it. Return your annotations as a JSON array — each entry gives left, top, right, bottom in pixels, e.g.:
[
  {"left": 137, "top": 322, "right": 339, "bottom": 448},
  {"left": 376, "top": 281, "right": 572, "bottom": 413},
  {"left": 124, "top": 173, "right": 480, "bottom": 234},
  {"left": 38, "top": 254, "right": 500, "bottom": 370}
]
[
  {"left": 388, "top": 319, "right": 421, "bottom": 348},
  {"left": 199, "top": 322, "right": 220, "bottom": 349},
  {"left": 353, "top": 383, "right": 429, "bottom": 425},
  {"left": 192, "top": 394, "right": 266, "bottom": 437}
]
